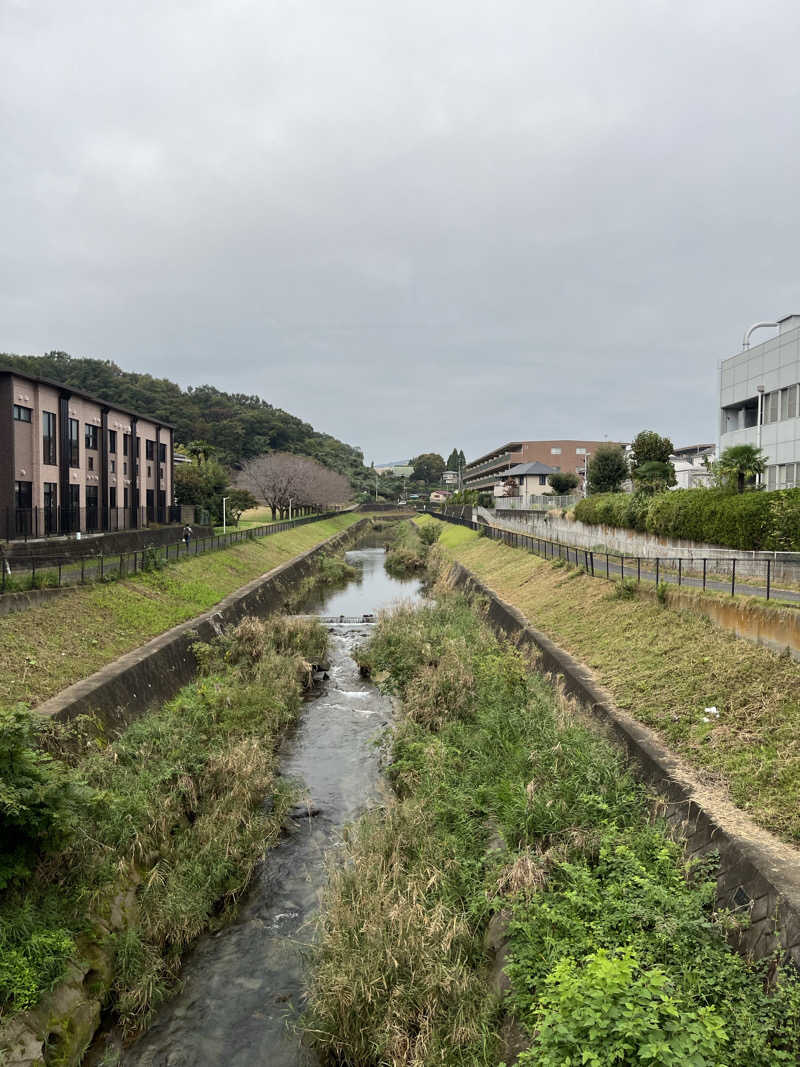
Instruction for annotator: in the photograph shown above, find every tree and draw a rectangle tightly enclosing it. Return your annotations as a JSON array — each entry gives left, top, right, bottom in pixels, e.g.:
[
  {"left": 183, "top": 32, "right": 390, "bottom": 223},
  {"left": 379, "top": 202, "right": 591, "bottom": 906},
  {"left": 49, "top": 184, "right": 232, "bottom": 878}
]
[
  {"left": 237, "top": 453, "right": 352, "bottom": 519},
  {"left": 629, "top": 430, "right": 674, "bottom": 472},
  {"left": 631, "top": 460, "right": 676, "bottom": 494},
  {"left": 225, "top": 488, "right": 258, "bottom": 525},
  {"left": 410, "top": 452, "right": 446, "bottom": 483},
  {"left": 185, "top": 440, "right": 218, "bottom": 465},
  {"left": 446, "top": 448, "right": 463, "bottom": 472},
  {"left": 548, "top": 472, "right": 579, "bottom": 494},
  {"left": 717, "top": 445, "right": 766, "bottom": 494},
  {"left": 458, "top": 449, "right": 466, "bottom": 469},
  {"left": 586, "top": 445, "right": 628, "bottom": 494},
  {"left": 174, "top": 459, "right": 228, "bottom": 522}
]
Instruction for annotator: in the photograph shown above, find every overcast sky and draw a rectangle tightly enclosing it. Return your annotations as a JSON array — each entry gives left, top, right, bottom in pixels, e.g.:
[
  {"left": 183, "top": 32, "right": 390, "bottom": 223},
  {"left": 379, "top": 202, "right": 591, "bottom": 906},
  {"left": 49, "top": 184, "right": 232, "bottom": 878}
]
[{"left": 2, "top": 1, "right": 799, "bottom": 463}]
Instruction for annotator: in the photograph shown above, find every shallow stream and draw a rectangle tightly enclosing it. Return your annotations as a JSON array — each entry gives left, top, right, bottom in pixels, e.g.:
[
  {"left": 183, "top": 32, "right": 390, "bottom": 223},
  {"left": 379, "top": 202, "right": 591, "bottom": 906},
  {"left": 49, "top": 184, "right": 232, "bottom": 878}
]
[{"left": 115, "top": 544, "right": 420, "bottom": 1066}]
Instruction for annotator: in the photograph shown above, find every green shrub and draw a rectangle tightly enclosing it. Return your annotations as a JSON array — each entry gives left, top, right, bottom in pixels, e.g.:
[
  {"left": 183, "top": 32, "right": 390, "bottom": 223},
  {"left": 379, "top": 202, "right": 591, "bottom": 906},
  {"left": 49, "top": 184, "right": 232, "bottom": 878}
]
[
  {"left": 520, "top": 948, "right": 726, "bottom": 1066},
  {"left": 575, "top": 489, "right": 800, "bottom": 551}
]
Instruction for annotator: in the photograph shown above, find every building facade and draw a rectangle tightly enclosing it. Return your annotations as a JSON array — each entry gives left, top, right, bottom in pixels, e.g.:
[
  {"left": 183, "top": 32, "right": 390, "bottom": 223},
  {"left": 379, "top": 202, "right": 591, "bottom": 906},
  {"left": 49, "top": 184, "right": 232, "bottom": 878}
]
[
  {"left": 463, "top": 440, "right": 614, "bottom": 494},
  {"left": 719, "top": 316, "right": 800, "bottom": 491},
  {"left": 1, "top": 369, "right": 174, "bottom": 539}
]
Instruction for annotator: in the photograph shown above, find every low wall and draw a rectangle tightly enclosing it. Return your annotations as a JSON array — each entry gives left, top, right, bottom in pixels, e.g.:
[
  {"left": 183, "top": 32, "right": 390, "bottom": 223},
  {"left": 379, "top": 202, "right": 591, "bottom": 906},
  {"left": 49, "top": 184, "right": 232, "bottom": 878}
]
[
  {"left": 447, "top": 560, "right": 800, "bottom": 968},
  {"left": 35, "top": 518, "right": 371, "bottom": 734},
  {"left": 4, "top": 524, "right": 215, "bottom": 564},
  {"left": 488, "top": 510, "right": 800, "bottom": 581}
]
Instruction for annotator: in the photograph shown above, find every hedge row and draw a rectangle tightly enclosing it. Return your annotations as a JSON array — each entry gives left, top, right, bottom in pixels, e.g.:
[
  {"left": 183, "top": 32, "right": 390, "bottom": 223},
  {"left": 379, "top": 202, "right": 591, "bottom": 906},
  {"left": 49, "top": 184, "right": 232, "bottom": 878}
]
[{"left": 572, "top": 488, "right": 800, "bottom": 551}]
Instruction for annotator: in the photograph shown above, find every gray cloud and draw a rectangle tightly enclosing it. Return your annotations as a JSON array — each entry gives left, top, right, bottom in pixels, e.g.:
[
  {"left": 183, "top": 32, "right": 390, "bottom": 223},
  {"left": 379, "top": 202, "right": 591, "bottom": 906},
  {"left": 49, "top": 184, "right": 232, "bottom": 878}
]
[{"left": 2, "top": 0, "right": 799, "bottom": 461}]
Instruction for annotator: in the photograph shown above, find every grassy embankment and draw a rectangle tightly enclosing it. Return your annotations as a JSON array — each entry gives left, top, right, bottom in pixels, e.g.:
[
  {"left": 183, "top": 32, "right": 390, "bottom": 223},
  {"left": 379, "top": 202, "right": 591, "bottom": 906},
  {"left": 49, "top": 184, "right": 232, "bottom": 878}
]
[
  {"left": 416, "top": 515, "right": 800, "bottom": 845},
  {"left": 0, "top": 615, "right": 327, "bottom": 1042},
  {"left": 305, "top": 592, "right": 800, "bottom": 1065},
  {"left": 0, "top": 513, "right": 361, "bottom": 709}
]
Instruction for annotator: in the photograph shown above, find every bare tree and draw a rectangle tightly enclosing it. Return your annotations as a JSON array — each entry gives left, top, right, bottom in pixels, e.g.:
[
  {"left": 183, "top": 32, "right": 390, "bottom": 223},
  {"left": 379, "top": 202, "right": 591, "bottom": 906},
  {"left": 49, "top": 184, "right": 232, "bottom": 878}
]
[{"left": 237, "top": 453, "right": 352, "bottom": 519}]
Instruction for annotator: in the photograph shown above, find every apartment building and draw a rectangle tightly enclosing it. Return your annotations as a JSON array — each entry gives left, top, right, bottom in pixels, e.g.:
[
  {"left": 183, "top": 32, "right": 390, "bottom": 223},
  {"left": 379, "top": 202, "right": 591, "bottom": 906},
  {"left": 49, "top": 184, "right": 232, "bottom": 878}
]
[
  {"left": 1, "top": 369, "right": 174, "bottom": 539},
  {"left": 720, "top": 315, "right": 800, "bottom": 490},
  {"left": 463, "top": 440, "right": 614, "bottom": 493}
]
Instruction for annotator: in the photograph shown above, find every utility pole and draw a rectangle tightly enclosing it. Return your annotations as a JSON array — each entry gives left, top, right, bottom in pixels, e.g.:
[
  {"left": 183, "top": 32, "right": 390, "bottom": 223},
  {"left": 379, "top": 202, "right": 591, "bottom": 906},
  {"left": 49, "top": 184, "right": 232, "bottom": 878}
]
[{"left": 222, "top": 496, "right": 229, "bottom": 534}]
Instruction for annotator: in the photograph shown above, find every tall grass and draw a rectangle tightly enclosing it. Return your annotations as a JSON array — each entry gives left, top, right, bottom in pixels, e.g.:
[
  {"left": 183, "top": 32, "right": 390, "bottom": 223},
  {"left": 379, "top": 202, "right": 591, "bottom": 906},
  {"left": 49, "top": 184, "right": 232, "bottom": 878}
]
[
  {"left": 0, "top": 615, "right": 327, "bottom": 1034},
  {"left": 305, "top": 591, "right": 800, "bottom": 1065}
]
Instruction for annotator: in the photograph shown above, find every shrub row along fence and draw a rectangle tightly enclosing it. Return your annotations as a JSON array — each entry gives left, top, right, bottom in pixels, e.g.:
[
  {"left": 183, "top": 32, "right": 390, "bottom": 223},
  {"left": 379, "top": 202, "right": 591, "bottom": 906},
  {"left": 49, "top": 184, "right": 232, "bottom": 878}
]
[
  {"left": 0, "top": 512, "right": 339, "bottom": 595},
  {"left": 426, "top": 510, "right": 800, "bottom": 603}
]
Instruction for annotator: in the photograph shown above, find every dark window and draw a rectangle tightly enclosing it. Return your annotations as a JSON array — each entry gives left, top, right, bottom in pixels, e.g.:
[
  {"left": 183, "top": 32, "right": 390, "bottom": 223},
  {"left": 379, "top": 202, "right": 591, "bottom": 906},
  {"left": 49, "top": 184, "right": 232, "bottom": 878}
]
[
  {"left": 13, "top": 405, "right": 32, "bottom": 422},
  {"left": 86, "top": 486, "right": 99, "bottom": 529},
  {"left": 108, "top": 429, "right": 117, "bottom": 454},
  {"left": 111, "top": 459, "right": 116, "bottom": 474},
  {"left": 123, "top": 461, "right": 128, "bottom": 475},
  {"left": 85, "top": 423, "right": 98, "bottom": 450},
  {"left": 110, "top": 486, "right": 117, "bottom": 509},
  {"left": 124, "top": 487, "right": 129, "bottom": 508},
  {"left": 158, "top": 442, "right": 166, "bottom": 463},
  {"left": 146, "top": 488, "right": 155, "bottom": 521},
  {"left": 68, "top": 418, "right": 80, "bottom": 468},
  {"left": 147, "top": 465, "right": 152, "bottom": 478},
  {"left": 88, "top": 456, "right": 94, "bottom": 471},
  {"left": 136, "top": 436, "right": 141, "bottom": 457},
  {"left": 42, "top": 411, "right": 57, "bottom": 465},
  {"left": 146, "top": 440, "right": 155, "bottom": 460},
  {"left": 15, "top": 480, "right": 32, "bottom": 508},
  {"left": 43, "top": 482, "right": 57, "bottom": 535},
  {"left": 67, "top": 484, "right": 80, "bottom": 531},
  {"left": 539, "top": 475, "right": 547, "bottom": 485},
  {"left": 123, "top": 432, "right": 130, "bottom": 456}
]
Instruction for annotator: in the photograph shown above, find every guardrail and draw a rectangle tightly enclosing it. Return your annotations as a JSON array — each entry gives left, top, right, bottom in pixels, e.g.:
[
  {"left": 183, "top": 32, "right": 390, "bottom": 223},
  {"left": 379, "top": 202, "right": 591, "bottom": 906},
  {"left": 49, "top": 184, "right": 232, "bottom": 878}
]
[
  {"left": 425, "top": 510, "right": 800, "bottom": 603},
  {"left": 0, "top": 511, "right": 339, "bottom": 595}
]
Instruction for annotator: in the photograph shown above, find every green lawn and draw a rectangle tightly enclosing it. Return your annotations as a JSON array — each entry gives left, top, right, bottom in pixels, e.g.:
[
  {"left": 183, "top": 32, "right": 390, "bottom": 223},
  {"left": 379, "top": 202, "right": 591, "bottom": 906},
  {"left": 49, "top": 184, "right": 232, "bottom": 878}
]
[{"left": 0, "top": 514, "right": 361, "bottom": 709}]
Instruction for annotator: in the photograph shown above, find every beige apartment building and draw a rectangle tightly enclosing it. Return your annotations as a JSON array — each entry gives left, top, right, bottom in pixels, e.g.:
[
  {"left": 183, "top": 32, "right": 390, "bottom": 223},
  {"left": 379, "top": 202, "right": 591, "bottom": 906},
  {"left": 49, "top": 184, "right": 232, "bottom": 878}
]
[
  {"left": 463, "top": 439, "right": 616, "bottom": 494},
  {"left": 1, "top": 369, "right": 174, "bottom": 539}
]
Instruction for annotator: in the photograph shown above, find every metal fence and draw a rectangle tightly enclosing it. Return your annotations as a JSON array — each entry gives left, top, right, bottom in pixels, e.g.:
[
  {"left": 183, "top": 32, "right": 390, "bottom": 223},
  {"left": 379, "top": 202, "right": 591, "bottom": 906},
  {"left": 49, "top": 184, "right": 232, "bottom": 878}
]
[
  {"left": 0, "top": 511, "right": 338, "bottom": 594},
  {"left": 2, "top": 505, "right": 185, "bottom": 542},
  {"left": 427, "top": 510, "right": 800, "bottom": 604}
]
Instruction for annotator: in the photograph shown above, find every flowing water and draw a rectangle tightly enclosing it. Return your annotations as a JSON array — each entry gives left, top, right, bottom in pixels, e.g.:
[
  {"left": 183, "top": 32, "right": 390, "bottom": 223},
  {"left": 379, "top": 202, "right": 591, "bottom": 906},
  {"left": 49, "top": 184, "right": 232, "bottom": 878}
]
[{"left": 114, "top": 545, "right": 420, "bottom": 1067}]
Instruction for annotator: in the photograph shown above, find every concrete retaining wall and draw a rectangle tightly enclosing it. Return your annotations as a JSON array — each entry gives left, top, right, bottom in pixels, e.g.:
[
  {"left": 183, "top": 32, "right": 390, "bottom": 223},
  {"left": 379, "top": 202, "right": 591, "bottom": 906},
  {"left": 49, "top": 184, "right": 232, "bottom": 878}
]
[
  {"left": 488, "top": 510, "right": 800, "bottom": 581},
  {"left": 35, "top": 518, "right": 371, "bottom": 734},
  {"left": 447, "top": 560, "right": 800, "bottom": 968},
  {"left": 4, "top": 524, "right": 215, "bottom": 564}
]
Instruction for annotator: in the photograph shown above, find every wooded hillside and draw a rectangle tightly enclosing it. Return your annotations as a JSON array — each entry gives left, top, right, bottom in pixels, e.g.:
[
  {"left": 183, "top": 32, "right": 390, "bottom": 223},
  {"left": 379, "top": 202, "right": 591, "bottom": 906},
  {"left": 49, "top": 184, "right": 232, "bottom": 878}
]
[{"left": 0, "top": 351, "right": 370, "bottom": 489}]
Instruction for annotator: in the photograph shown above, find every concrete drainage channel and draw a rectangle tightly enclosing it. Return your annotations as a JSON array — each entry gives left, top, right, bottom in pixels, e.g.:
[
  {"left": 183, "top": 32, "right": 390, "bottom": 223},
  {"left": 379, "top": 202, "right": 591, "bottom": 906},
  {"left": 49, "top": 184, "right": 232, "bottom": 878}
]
[{"left": 446, "top": 560, "right": 800, "bottom": 970}]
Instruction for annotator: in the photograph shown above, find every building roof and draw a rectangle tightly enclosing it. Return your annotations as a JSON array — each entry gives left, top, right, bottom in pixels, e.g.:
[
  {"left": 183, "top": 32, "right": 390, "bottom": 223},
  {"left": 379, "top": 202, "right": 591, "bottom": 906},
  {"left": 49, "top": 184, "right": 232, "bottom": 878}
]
[
  {"left": 0, "top": 367, "right": 174, "bottom": 429},
  {"left": 506, "top": 461, "right": 558, "bottom": 476}
]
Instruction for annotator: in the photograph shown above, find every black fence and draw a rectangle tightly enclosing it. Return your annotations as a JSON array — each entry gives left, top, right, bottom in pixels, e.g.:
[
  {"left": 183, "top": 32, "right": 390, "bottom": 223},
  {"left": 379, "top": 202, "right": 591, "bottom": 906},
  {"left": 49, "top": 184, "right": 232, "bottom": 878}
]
[
  {"left": 1, "top": 511, "right": 339, "bottom": 594},
  {"left": 426, "top": 510, "right": 800, "bottom": 604},
  {"left": 3, "top": 505, "right": 183, "bottom": 542}
]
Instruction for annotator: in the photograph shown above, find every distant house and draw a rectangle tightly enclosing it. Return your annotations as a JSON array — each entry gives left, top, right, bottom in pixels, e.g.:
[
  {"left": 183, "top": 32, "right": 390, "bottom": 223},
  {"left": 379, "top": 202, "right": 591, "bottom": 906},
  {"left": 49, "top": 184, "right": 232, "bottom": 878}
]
[
  {"left": 463, "top": 439, "right": 618, "bottom": 495},
  {"left": 430, "top": 489, "right": 452, "bottom": 504},
  {"left": 494, "top": 461, "right": 559, "bottom": 506},
  {"left": 670, "top": 444, "right": 716, "bottom": 489}
]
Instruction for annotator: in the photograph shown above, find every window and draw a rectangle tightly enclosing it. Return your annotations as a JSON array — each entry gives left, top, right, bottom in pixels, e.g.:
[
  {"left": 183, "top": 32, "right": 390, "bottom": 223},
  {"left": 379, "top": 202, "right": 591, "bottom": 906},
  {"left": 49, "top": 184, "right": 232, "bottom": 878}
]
[
  {"left": 108, "top": 429, "right": 117, "bottom": 454},
  {"left": 111, "top": 459, "right": 116, "bottom": 473},
  {"left": 146, "top": 440, "right": 155, "bottom": 460},
  {"left": 15, "top": 480, "right": 32, "bottom": 509},
  {"left": 88, "top": 456, "right": 94, "bottom": 471},
  {"left": 576, "top": 447, "right": 587, "bottom": 455},
  {"left": 550, "top": 447, "right": 562, "bottom": 455},
  {"left": 147, "top": 465, "right": 152, "bottom": 478},
  {"left": 136, "top": 437, "right": 141, "bottom": 457},
  {"left": 780, "top": 385, "right": 798, "bottom": 421},
  {"left": 68, "top": 418, "right": 80, "bottom": 468},
  {"left": 767, "top": 465, "right": 777, "bottom": 490},
  {"left": 110, "top": 486, "right": 117, "bottom": 509},
  {"left": 123, "top": 461, "right": 128, "bottom": 475},
  {"left": 764, "top": 391, "right": 779, "bottom": 424},
  {"left": 43, "top": 483, "right": 57, "bottom": 509},
  {"left": 538, "top": 474, "right": 547, "bottom": 485},
  {"left": 13, "top": 404, "right": 32, "bottom": 422},
  {"left": 42, "top": 411, "right": 57, "bottom": 465},
  {"left": 43, "top": 482, "right": 57, "bottom": 534},
  {"left": 85, "top": 424, "right": 98, "bottom": 450},
  {"left": 124, "top": 487, "right": 129, "bottom": 508},
  {"left": 123, "top": 432, "right": 130, "bottom": 456},
  {"left": 158, "top": 442, "right": 166, "bottom": 463}
]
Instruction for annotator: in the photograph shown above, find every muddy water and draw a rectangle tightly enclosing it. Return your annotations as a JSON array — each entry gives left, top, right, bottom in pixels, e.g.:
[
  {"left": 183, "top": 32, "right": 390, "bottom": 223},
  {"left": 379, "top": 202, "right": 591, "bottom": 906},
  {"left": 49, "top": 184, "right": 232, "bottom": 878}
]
[{"left": 118, "top": 546, "right": 420, "bottom": 1067}]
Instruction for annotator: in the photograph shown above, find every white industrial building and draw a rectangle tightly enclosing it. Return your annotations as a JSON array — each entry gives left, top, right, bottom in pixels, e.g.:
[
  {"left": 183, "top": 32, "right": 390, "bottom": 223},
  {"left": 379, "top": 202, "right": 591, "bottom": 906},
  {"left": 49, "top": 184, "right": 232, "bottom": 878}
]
[{"left": 719, "top": 315, "right": 800, "bottom": 490}]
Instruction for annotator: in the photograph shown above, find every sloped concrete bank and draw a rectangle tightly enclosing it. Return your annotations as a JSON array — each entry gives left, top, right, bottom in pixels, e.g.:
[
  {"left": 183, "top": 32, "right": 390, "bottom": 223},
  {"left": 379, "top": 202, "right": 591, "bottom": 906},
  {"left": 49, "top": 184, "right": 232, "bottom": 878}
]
[
  {"left": 447, "top": 560, "right": 800, "bottom": 968},
  {"left": 35, "top": 518, "right": 371, "bottom": 733}
]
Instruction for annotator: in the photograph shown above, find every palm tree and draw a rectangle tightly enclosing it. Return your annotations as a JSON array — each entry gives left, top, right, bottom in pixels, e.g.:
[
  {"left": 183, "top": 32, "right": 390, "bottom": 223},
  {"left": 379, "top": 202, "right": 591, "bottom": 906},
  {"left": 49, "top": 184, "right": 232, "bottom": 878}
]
[{"left": 717, "top": 445, "right": 766, "bottom": 493}]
